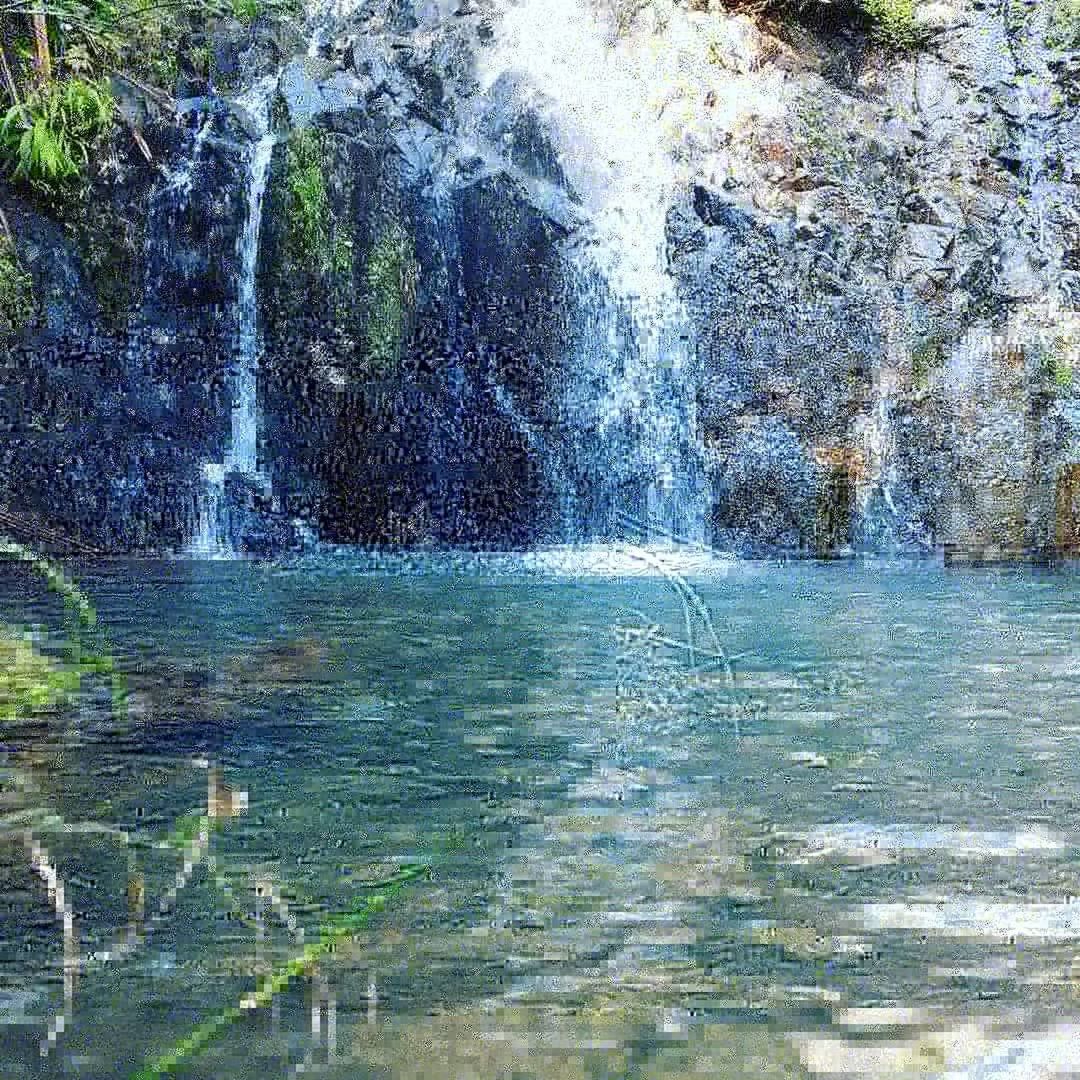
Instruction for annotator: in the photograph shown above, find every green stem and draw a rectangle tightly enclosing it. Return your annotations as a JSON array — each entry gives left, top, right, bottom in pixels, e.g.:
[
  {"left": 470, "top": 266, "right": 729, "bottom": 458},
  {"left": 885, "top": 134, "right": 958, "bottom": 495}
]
[
  {"left": 0, "top": 537, "right": 128, "bottom": 720},
  {"left": 130, "top": 864, "right": 430, "bottom": 1079}
]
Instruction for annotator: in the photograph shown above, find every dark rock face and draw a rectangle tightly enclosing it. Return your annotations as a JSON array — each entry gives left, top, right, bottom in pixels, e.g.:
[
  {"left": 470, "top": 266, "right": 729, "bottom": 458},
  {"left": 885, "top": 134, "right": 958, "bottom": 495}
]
[
  {"left": 1, "top": 119, "right": 248, "bottom": 553},
  {"left": 255, "top": 21, "right": 577, "bottom": 547},
  {"left": 3, "top": 0, "right": 1078, "bottom": 559}
]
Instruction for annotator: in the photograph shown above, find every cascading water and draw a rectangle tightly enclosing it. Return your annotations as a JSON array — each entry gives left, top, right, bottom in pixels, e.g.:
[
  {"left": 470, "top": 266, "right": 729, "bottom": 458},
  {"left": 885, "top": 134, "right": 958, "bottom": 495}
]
[
  {"left": 478, "top": 0, "right": 708, "bottom": 545},
  {"left": 189, "top": 77, "right": 277, "bottom": 557}
]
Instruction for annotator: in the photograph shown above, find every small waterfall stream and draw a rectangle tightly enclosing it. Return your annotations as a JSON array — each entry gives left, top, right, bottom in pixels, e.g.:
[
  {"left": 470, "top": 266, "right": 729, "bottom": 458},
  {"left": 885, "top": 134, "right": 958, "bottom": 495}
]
[
  {"left": 479, "top": 0, "right": 708, "bottom": 545},
  {"left": 189, "top": 78, "right": 277, "bottom": 557}
]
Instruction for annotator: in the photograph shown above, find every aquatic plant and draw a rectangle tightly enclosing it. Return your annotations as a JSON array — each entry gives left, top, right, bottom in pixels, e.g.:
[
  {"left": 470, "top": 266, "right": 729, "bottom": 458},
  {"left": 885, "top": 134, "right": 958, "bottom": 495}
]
[
  {"left": 0, "top": 623, "right": 82, "bottom": 720},
  {"left": 0, "top": 538, "right": 436, "bottom": 1075},
  {"left": 131, "top": 862, "right": 431, "bottom": 1078},
  {"left": 0, "top": 537, "right": 126, "bottom": 711}
]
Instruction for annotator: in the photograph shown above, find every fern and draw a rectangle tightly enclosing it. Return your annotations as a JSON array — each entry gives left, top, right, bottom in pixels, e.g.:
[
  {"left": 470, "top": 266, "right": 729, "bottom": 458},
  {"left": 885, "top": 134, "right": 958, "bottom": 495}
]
[{"left": 0, "top": 78, "right": 114, "bottom": 191}]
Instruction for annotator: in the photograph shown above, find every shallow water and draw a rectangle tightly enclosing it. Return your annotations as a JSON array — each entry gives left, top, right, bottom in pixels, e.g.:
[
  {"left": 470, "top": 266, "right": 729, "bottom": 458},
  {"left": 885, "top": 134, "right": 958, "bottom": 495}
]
[{"left": 2, "top": 550, "right": 1080, "bottom": 1078}]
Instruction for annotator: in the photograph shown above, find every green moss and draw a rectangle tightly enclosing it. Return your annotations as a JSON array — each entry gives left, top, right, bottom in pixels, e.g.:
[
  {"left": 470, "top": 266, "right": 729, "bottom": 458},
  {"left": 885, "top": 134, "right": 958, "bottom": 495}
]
[
  {"left": 70, "top": 197, "right": 144, "bottom": 331},
  {"left": 1047, "top": 0, "right": 1080, "bottom": 48},
  {"left": 1043, "top": 345, "right": 1074, "bottom": 392},
  {"left": 332, "top": 228, "right": 353, "bottom": 279},
  {"left": 717, "top": 0, "right": 927, "bottom": 49},
  {"left": 363, "top": 221, "right": 418, "bottom": 376},
  {"left": 911, "top": 333, "right": 946, "bottom": 391},
  {"left": 859, "top": 0, "right": 926, "bottom": 48},
  {"left": 284, "top": 126, "right": 336, "bottom": 273},
  {"left": 0, "top": 234, "right": 34, "bottom": 341}
]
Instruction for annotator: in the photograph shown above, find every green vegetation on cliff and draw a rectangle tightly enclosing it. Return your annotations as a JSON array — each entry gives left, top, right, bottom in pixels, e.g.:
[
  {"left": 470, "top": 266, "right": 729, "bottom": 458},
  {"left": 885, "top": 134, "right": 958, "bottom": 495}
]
[
  {"left": 859, "top": 0, "right": 924, "bottom": 48},
  {"left": 0, "top": 0, "right": 300, "bottom": 196},
  {"left": 284, "top": 126, "right": 333, "bottom": 270},
  {"left": 364, "top": 220, "right": 418, "bottom": 375},
  {"left": 283, "top": 126, "right": 354, "bottom": 277},
  {"left": 0, "top": 231, "right": 34, "bottom": 340},
  {"left": 720, "top": 0, "right": 927, "bottom": 48},
  {"left": 1046, "top": 0, "right": 1080, "bottom": 48},
  {"left": 1, "top": 76, "right": 113, "bottom": 190}
]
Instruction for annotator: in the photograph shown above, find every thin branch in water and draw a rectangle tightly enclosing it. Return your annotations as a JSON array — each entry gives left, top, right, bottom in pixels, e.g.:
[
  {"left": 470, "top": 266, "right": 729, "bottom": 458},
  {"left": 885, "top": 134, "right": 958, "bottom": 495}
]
[{"left": 25, "top": 831, "right": 77, "bottom": 1057}]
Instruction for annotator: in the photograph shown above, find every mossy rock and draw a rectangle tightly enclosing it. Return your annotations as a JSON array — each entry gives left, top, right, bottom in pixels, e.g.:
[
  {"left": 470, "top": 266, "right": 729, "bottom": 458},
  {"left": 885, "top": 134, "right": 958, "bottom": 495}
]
[
  {"left": 363, "top": 220, "right": 419, "bottom": 377},
  {"left": 1047, "top": 0, "right": 1080, "bottom": 49}
]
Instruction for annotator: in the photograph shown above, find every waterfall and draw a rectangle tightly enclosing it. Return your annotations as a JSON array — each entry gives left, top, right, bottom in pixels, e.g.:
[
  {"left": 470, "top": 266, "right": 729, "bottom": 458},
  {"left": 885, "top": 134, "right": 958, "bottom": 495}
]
[
  {"left": 225, "top": 105, "right": 275, "bottom": 479},
  {"left": 165, "top": 114, "right": 213, "bottom": 197},
  {"left": 188, "top": 77, "right": 277, "bottom": 557},
  {"left": 479, "top": 0, "right": 707, "bottom": 546}
]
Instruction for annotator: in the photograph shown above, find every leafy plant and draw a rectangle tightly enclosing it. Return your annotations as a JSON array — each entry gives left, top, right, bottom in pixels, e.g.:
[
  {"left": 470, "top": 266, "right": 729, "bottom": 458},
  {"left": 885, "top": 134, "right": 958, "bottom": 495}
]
[
  {"left": 230, "top": 0, "right": 260, "bottom": 22},
  {"left": 0, "top": 537, "right": 127, "bottom": 713},
  {"left": 0, "top": 233, "right": 35, "bottom": 339},
  {"left": 0, "top": 623, "right": 82, "bottom": 721},
  {"left": 0, "top": 77, "right": 114, "bottom": 190},
  {"left": 1043, "top": 347, "right": 1074, "bottom": 392}
]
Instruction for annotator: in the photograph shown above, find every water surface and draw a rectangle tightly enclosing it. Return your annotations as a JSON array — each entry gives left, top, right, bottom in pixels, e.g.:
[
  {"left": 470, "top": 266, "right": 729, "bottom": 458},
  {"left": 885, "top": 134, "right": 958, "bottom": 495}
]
[{"left": 2, "top": 550, "right": 1080, "bottom": 1077}]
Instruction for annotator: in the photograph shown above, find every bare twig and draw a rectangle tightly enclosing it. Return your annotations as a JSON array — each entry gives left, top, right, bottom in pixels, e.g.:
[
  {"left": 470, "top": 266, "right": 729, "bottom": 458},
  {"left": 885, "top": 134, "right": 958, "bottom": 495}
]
[
  {"left": 0, "top": 42, "right": 23, "bottom": 114},
  {"left": 25, "top": 831, "right": 77, "bottom": 1057},
  {"left": 104, "top": 64, "right": 176, "bottom": 112}
]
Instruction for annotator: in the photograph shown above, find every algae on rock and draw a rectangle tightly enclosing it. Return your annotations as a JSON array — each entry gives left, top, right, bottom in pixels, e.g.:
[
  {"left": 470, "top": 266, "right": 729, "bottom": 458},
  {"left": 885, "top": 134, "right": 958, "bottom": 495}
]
[{"left": 363, "top": 219, "right": 419, "bottom": 376}]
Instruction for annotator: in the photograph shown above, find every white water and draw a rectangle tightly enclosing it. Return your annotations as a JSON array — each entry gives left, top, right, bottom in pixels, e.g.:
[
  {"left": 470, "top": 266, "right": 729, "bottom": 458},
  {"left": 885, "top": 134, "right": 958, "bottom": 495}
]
[
  {"left": 190, "top": 462, "right": 228, "bottom": 557},
  {"left": 165, "top": 115, "right": 213, "bottom": 197},
  {"left": 225, "top": 105, "right": 275, "bottom": 478},
  {"left": 478, "top": 0, "right": 708, "bottom": 543},
  {"left": 189, "top": 77, "right": 277, "bottom": 557}
]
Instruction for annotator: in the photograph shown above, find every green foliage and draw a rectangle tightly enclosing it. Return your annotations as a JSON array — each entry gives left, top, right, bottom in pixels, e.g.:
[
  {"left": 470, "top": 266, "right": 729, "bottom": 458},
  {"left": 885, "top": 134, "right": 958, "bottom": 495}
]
[
  {"left": 332, "top": 227, "right": 353, "bottom": 278},
  {"left": 1043, "top": 347, "right": 1074, "bottom": 392},
  {"left": 284, "top": 126, "right": 331, "bottom": 269},
  {"left": 230, "top": 0, "right": 261, "bottom": 22},
  {"left": 1046, "top": 0, "right": 1080, "bottom": 48},
  {"left": 0, "top": 623, "right": 82, "bottom": 721},
  {"left": 0, "top": 77, "right": 113, "bottom": 191},
  {"left": 0, "top": 235, "right": 35, "bottom": 340},
  {"left": 364, "top": 220, "right": 418, "bottom": 375},
  {"left": 0, "top": 537, "right": 127, "bottom": 716},
  {"left": 859, "top": 0, "right": 925, "bottom": 48},
  {"left": 720, "top": 0, "right": 927, "bottom": 49},
  {"left": 282, "top": 125, "right": 355, "bottom": 297}
]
